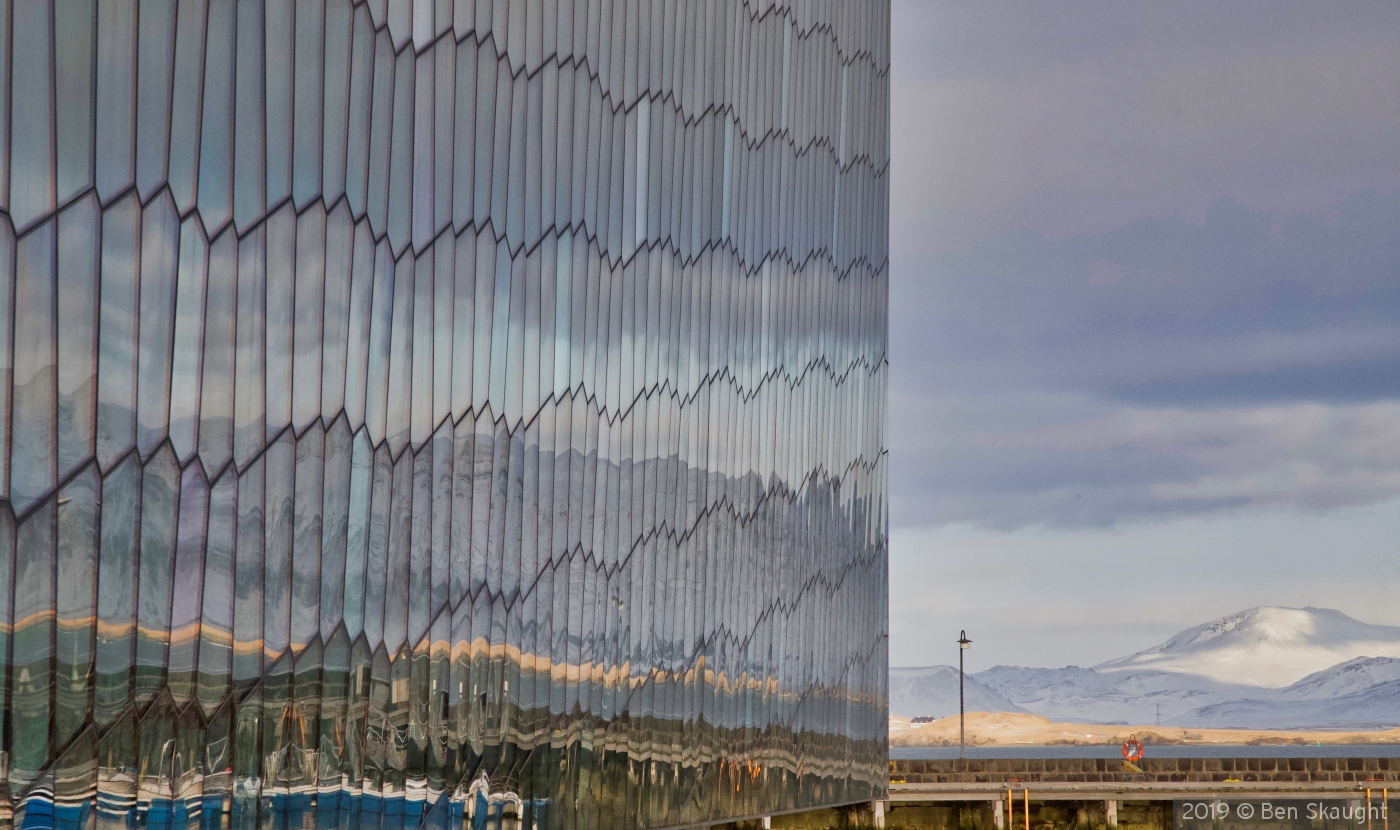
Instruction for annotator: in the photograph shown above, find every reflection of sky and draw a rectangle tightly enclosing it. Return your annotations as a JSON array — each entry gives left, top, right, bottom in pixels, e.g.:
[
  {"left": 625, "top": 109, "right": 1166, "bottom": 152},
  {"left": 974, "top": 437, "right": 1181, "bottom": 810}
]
[{"left": 889, "top": 1, "right": 1400, "bottom": 670}]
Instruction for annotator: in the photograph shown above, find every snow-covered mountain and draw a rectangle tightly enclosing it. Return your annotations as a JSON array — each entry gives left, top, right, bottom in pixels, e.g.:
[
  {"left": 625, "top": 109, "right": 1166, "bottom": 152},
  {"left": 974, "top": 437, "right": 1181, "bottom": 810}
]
[
  {"left": 1279, "top": 657, "right": 1400, "bottom": 700},
  {"left": 892, "top": 607, "right": 1400, "bottom": 730},
  {"left": 1172, "top": 680, "right": 1400, "bottom": 730},
  {"left": 889, "top": 665, "right": 1027, "bottom": 719},
  {"left": 972, "top": 665, "right": 1267, "bottom": 725},
  {"left": 1095, "top": 607, "right": 1400, "bottom": 688}
]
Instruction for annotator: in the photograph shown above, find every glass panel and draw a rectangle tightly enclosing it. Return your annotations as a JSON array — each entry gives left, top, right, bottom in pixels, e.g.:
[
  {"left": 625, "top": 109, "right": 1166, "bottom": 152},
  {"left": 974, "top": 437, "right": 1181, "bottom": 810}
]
[
  {"left": 96, "top": 712, "right": 139, "bottom": 830},
  {"left": 387, "top": 46, "right": 416, "bottom": 254},
  {"left": 344, "top": 5, "right": 375, "bottom": 219},
  {"left": 168, "top": 461, "right": 210, "bottom": 702},
  {"left": 137, "top": 192, "right": 179, "bottom": 457},
  {"left": 232, "top": 455, "right": 264, "bottom": 691},
  {"left": 362, "top": 443, "right": 393, "bottom": 651},
  {"left": 321, "top": 202, "right": 353, "bottom": 423},
  {"left": 430, "top": 421, "right": 452, "bottom": 619},
  {"left": 412, "top": 45, "right": 435, "bottom": 253},
  {"left": 365, "top": 29, "right": 396, "bottom": 238},
  {"left": 262, "top": 431, "right": 295, "bottom": 665},
  {"left": 469, "top": 408, "right": 494, "bottom": 599},
  {"left": 169, "top": 216, "right": 209, "bottom": 463},
  {"left": 233, "top": 225, "right": 266, "bottom": 467},
  {"left": 433, "top": 232, "right": 454, "bottom": 428},
  {"left": 199, "top": 229, "right": 238, "bottom": 476},
  {"left": 231, "top": 0, "right": 265, "bottom": 231},
  {"left": 135, "top": 0, "right": 175, "bottom": 201},
  {"left": 320, "top": 418, "right": 352, "bottom": 640},
  {"left": 96, "top": 193, "right": 140, "bottom": 470},
  {"left": 364, "top": 239, "right": 393, "bottom": 446},
  {"left": 444, "top": 230, "right": 472, "bottom": 424},
  {"left": 57, "top": 195, "right": 99, "bottom": 482},
  {"left": 385, "top": 249, "right": 413, "bottom": 454},
  {"left": 408, "top": 450, "right": 431, "bottom": 644},
  {"left": 11, "top": 503, "right": 55, "bottom": 789},
  {"left": 198, "top": 467, "right": 237, "bottom": 716},
  {"left": 96, "top": 454, "right": 140, "bottom": 725},
  {"left": 343, "top": 220, "right": 375, "bottom": 432},
  {"left": 343, "top": 428, "right": 373, "bottom": 640},
  {"left": 293, "top": 0, "right": 325, "bottom": 208},
  {"left": 263, "top": 0, "right": 293, "bottom": 209},
  {"left": 12, "top": 220, "right": 57, "bottom": 513},
  {"left": 56, "top": 0, "right": 96, "bottom": 204},
  {"left": 487, "top": 240, "right": 512, "bottom": 416},
  {"left": 291, "top": 422, "right": 324, "bottom": 650},
  {"left": 472, "top": 41, "right": 498, "bottom": 229},
  {"left": 321, "top": 0, "right": 353, "bottom": 206},
  {"left": 452, "top": 37, "right": 477, "bottom": 233},
  {"left": 197, "top": 0, "right": 235, "bottom": 235},
  {"left": 449, "top": 413, "right": 472, "bottom": 610},
  {"left": 9, "top": 0, "right": 55, "bottom": 231},
  {"left": 411, "top": 249, "right": 434, "bottom": 447},
  {"left": 166, "top": 0, "right": 206, "bottom": 213},
  {"left": 294, "top": 202, "right": 327, "bottom": 430},
  {"left": 135, "top": 446, "right": 180, "bottom": 706},
  {"left": 56, "top": 464, "right": 98, "bottom": 747},
  {"left": 382, "top": 451, "right": 412, "bottom": 654},
  {"left": 95, "top": 0, "right": 136, "bottom": 201},
  {"left": 264, "top": 203, "right": 295, "bottom": 441},
  {"left": 433, "top": 39, "right": 455, "bottom": 237}
]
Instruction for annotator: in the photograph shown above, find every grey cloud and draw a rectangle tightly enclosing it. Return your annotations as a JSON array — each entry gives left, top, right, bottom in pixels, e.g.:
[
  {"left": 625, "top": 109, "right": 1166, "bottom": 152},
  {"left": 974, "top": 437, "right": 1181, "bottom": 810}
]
[
  {"left": 893, "top": 190, "right": 1400, "bottom": 399},
  {"left": 888, "top": 3, "right": 1400, "bottom": 532},
  {"left": 894, "top": 399, "right": 1400, "bottom": 529},
  {"left": 892, "top": 1, "right": 1400, "bottom": 253},
  {"left": 1111, "top": 355, "right": 1400, "bottom": 406}
]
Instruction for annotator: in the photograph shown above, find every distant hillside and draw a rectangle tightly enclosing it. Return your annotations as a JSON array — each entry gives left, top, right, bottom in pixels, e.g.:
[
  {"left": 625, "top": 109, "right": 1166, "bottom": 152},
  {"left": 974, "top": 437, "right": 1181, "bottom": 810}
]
[
  {"left": 1172, "top": 680, "right": 1400, "bottom": 730},
  {"left": 1279, "top": 657, "right": 1400, "bottom": 700},
  {"left": 971, "top": 664, "right": 1259, "bottom": 725},
  {"left": 889, "top": 665, "right": 1027, "bottom": 719},
  {"left": 893, "top": 607, "right": 1400, "bottom": 731}
]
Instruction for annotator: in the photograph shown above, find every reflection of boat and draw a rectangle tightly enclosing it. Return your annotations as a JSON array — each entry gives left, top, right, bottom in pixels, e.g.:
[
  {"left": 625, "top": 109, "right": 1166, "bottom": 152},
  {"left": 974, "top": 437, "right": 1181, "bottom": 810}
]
[{"left": 446, "top": 770, "right": 553, "bottom": 830}]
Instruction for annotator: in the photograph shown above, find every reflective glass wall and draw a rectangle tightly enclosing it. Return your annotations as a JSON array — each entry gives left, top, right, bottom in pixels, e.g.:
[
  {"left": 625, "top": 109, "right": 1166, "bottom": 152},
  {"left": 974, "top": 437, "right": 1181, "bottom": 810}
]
[{"left": 0, "top": 0, "right": 889, "bottom": 827}]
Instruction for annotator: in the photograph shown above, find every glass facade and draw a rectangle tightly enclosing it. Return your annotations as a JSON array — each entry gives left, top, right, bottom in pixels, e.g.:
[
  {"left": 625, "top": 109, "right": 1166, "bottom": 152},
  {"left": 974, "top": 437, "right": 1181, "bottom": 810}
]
[{"left": 0, "top": 1, "right": 888, "bottom": 828}]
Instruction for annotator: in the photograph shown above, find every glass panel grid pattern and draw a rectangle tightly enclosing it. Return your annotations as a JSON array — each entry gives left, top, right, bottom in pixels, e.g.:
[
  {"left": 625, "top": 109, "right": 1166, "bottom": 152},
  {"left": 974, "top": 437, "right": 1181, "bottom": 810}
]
[{"left": 0, "top": 1, "right": 890, "bottom": 827}]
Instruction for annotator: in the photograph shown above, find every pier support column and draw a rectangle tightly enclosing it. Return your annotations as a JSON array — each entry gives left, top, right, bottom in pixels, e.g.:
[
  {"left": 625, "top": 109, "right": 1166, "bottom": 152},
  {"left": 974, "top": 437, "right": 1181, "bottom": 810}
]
[
  {"left": 872, "top": 800, "right": 887, "bottom": 828},
  {"left": 760, "top": 818, "right": 771, "bottom": 829},
  {"left": 994, "top": 797, "right": 1005, "bottom": 829},
  {"left": 1106, "top": 800, "right": 1119, "bottom": 827}
]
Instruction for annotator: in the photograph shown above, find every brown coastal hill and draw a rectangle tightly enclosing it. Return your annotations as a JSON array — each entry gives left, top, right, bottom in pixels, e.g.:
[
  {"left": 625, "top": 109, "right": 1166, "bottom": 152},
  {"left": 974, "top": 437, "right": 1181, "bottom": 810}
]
[{"left": 890, "top": 712, "right": 1400, "bottom": 747}]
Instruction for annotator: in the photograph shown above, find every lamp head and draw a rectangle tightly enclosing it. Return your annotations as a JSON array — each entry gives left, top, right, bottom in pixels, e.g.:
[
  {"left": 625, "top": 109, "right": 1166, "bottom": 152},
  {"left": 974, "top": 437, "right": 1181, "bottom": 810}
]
[{"left": 958, "top": 630, "right": 971, "bottom": 649}]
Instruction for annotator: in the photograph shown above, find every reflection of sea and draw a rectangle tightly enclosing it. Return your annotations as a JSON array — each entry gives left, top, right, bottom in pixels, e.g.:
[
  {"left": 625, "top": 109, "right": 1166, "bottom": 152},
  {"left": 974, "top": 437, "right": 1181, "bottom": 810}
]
[
  {"left": 13, "top": 767, "right": 547, "bottom": 830},
  {"left": 893, "top": 745, "right": 1400, "bottom": 760}
]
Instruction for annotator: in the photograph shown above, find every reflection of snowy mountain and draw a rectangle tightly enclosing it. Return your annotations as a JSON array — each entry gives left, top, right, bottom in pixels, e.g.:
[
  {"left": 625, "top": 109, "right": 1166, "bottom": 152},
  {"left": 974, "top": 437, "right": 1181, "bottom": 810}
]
[
  {"left": 892, "top": 608, "right": 1400, "bottom": 730},
  {"left": 889, "top": 665, "right": 1027, "bottom": 719}
]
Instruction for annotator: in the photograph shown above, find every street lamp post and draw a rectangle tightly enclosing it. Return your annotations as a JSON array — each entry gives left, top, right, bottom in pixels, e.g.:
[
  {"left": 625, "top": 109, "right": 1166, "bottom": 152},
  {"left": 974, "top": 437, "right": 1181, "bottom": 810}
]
[{"left": 958, "top": 631, "right": 972, "bottom": 760}]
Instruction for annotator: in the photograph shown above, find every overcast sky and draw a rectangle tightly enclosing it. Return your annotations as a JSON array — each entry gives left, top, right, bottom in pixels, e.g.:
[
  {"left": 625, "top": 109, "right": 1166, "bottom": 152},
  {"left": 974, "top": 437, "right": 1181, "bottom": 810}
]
[{"left": 887, "top": 1, "right": 1400, "bottom": 671}]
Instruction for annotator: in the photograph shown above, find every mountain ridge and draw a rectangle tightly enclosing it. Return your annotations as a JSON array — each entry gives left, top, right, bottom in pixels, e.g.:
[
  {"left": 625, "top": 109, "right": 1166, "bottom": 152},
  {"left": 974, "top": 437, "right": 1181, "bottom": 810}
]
[
  {"left": 1095, "top": 606, "right": 1400, "bottom": 688},
  {"left": 893, "top": 607, "right": 1400, "bottom": 730}
]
